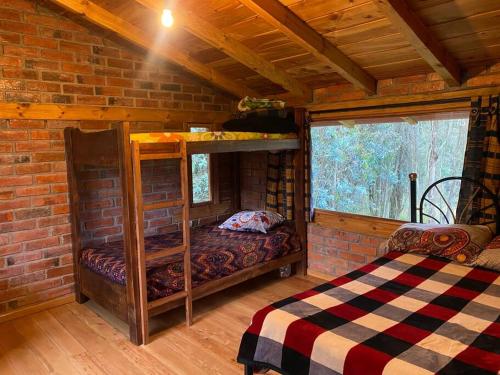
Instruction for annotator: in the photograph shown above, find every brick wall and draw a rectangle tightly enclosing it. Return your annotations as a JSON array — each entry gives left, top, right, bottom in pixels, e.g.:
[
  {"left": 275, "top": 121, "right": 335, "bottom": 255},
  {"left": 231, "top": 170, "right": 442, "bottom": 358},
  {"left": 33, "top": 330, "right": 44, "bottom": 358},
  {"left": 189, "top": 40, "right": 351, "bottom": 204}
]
[
  {"left": 308, "top": 223, "right": 388, "bottom": 277},
  {"left": 0, "top": 0, "right": 233, "bottom": 313},
  {"left": 240, "top": 152, "right": 268, "bottom": 210},
  {"left": 314, "top": 65, "right": 500, "bottom": 103}
]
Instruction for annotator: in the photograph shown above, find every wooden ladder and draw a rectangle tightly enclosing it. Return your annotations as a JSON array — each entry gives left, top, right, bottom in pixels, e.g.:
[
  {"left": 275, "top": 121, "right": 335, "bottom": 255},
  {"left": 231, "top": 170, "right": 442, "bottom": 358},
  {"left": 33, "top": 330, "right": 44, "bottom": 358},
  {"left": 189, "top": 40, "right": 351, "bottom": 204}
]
[{"left": 130, "top": 139, "right": 192, "bottom": 344}]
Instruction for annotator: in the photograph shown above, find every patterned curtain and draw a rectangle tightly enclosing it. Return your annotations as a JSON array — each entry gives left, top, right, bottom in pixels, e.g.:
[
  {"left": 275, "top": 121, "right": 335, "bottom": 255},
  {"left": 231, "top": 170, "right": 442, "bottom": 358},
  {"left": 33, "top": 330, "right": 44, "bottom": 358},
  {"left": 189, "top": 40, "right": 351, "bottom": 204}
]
[
  {"left": 265, "top": 117, "right": 312, "bottom": 222},
  {"left": 457, "top": 95, "right": 500, "bottom": 226}
]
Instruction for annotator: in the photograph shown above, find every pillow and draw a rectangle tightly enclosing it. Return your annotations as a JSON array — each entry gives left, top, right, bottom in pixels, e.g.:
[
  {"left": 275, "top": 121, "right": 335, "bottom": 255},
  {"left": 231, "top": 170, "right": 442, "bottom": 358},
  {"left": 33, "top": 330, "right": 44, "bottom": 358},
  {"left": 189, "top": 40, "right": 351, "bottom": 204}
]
[
  {"left": 218, "top": 210, "right": 284, "bottom": 234},
  {"left": 471, "top": 235, "right": 500, "bottom": 271},
  {"left": 387, "top": 223, "right": 493, "bottom": 265}
]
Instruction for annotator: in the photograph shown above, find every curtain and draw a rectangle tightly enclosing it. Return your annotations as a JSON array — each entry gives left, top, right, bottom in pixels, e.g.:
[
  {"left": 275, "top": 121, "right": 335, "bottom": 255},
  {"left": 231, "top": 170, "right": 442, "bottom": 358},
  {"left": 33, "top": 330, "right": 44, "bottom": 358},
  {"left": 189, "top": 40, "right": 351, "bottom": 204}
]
[
  {"left": 265, "top": 117, "right": 312, "bottom": 222},
  {"left": 457, "top": 95, "right": 500, "bottom": 226}
]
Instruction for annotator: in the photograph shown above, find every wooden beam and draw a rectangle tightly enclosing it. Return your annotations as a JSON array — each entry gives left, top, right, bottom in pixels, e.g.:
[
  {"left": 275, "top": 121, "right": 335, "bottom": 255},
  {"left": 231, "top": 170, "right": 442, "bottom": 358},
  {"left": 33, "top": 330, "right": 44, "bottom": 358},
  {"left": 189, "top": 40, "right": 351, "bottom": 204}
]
[
  {"left": 0, "top": 102, "right": 231, "bottom": 122},
  {"left": 238, "top": 0, "right": 377, "bottom": 95},
  {"left": 134, "top": 0, "right": 312, "bottom": 100},
  {"left": 374, "top": 0, "right": 461, "bottom": 87},
  {"left": 307, "top": 86, "right": 500, "bottom": 113},
  {"left": 48, "top": 0, "right": 258, "bottom": 98}
]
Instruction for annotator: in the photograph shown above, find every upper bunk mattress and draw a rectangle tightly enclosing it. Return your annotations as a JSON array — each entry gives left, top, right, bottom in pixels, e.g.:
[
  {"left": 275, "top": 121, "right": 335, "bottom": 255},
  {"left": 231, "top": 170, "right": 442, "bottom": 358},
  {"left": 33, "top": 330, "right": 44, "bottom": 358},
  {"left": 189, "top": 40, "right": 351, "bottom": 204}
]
[
  {"left": 238, "top": 251, "right": 500, "bottom": 375},
  {"left": 81, "top": 222, "right": 300, "bottom": 301},
  {"left": 130, "top": 131, "right": 297, "bottom": 143}
]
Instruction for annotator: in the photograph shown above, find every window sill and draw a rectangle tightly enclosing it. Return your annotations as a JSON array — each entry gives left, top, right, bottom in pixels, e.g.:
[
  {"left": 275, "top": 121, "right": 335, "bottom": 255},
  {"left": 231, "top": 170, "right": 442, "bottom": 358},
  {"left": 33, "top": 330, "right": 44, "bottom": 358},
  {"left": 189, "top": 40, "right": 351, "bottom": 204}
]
[{"left": 312, "top": 209, "right": 407, "bottom": 238}]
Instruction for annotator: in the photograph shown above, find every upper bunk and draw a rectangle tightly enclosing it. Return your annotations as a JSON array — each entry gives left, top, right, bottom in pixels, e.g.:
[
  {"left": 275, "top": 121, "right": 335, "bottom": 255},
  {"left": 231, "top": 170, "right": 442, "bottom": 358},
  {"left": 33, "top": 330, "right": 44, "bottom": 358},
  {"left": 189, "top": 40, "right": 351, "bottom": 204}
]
[{"left": 130, "top": 131, "right": 299, "bottom": 154}]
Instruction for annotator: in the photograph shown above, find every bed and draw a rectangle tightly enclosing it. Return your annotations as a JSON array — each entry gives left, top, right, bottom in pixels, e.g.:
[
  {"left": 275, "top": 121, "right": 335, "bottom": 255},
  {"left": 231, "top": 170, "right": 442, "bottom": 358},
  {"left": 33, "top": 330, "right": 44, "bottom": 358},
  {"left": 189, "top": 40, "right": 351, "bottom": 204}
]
[
  {"left": 238, "top": 251, "right": 500, "bottom": 374},
  {"left": 238, "top": 175, "right": 500, "bottom": 374},
  {"left": 81, "top": 222, "right": 301, "bottom": 302}
]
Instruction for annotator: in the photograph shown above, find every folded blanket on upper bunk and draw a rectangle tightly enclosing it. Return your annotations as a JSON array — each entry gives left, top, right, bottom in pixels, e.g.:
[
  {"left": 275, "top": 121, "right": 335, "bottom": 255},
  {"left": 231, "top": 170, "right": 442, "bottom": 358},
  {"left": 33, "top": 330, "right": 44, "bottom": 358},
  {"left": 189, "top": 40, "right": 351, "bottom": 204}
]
[
  {"left": 238, "top": 251, "right": 500, "bottom": 375},
  {"left": 81, "top": 222, "right": 300, "bottom": 301}
]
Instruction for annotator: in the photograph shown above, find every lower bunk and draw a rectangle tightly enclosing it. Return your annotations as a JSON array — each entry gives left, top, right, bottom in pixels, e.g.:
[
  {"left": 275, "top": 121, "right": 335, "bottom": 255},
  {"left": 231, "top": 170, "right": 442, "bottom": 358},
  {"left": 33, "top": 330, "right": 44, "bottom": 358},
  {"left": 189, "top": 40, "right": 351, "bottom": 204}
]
[{"left": 77, "top": 222, "right": 304, "bottom": 321}]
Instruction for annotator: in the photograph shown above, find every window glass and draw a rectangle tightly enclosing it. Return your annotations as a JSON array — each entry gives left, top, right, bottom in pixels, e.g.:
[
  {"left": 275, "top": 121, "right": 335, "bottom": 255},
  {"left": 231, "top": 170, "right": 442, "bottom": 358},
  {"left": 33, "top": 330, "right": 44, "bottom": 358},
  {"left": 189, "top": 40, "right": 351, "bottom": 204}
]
[
  {"left": 190, "top": 127, "right": 210, "bottom": 204},
  {"left": 311, "top": 113, "right": 469, "bottom": 220}
]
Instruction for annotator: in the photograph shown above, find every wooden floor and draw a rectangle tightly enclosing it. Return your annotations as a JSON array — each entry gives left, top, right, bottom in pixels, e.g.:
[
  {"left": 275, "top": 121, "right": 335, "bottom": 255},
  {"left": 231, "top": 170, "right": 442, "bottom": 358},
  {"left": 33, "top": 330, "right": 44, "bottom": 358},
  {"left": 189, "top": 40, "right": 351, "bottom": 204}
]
[{"left": 0, "top": 273, "right": 322, "bottom": 374}]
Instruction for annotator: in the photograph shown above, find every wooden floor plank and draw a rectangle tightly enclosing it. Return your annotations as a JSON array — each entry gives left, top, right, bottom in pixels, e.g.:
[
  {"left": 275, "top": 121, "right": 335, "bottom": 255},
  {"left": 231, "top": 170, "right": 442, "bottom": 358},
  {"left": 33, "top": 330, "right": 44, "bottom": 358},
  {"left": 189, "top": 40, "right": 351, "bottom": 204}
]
[{"left": 0, "top": 274, "right": 321, "bottom": 374}]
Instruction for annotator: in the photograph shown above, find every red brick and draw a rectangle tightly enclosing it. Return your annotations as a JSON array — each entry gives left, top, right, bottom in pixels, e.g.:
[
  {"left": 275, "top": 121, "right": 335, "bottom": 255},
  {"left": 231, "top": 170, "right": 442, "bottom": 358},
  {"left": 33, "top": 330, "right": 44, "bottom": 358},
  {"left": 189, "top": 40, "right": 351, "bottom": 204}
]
[
  {"left": 24, "top": 237, "right": 60, "bottom": 251},
  {"left": 24, "top": 258, "right": 59, "bottom": 273},
  {"left": 35, "top": 173, "right": 67, "bottom": 184},
  {"left": 0, "top": 265, "right": 23, "bottom": 279},
  {"left": 38, "top": 215, "right": 68, "bottom": 227},
  {"left": 0, "top": 175, "right": 33, "bottom": 186},
  {"left": 0, "top": 130, "right": 28, "bottom": 140},
  {"left": 0, "top": 20, "right": 37, "bottom": 35},
  {"left": 0, "top": 56, "right": 22, "bottom": 67},
  {"left": 0, "top": 244, "right": 22, "bottom": 257},
  {"left": 46, "top": 265, "right": 73, "bottom": 278},
  {"left": 0, "top": 211, "right": 13, "bottom": 223},
  {"left": 23, "top": 35, "right": 58, "bottom": 49},
  {"left": 32, "top": 152, "right": 65, "bottom": 163},
  {"left": 0, "top": 198, "right": 29, "bottom": 211},
  {"left": 9, "top": 119, "right": 45, "bottom": 129},
  {"left": 11, "top": 228, "right": 49, "bottom": 243},
  {"left": 15, "top": 163, "right": 51, "bottom": 174},
  {"left": 16, "top": 185, "right": 51, "bottom": 196},
  {"left": 350, "top": 243, "right": 377, "bottom": 256},
  {"left": 0, "top": 219, "right": 36, "bottom": 233}
]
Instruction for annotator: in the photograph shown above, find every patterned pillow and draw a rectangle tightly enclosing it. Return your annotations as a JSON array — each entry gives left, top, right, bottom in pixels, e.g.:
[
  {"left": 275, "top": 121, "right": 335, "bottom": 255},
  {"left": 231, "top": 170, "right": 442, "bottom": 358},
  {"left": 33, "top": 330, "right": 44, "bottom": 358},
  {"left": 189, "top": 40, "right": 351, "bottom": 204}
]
[
  {"left": 471, "top": 235, "right": 500, "bottom": 271},
  {"left": 387, "top": 223, "right": 493, "bottom": 264},
  {"left": 218, "top": 211, "right": 284, "bottom": 234}
]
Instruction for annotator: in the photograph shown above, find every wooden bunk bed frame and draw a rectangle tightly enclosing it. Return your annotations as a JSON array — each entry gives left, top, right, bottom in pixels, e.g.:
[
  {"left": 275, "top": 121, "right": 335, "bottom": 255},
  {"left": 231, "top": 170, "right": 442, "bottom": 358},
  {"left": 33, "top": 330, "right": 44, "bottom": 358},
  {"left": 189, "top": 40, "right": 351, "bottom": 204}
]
[{"left": 64, "top": 108, "right": 308, "bottom": 345}]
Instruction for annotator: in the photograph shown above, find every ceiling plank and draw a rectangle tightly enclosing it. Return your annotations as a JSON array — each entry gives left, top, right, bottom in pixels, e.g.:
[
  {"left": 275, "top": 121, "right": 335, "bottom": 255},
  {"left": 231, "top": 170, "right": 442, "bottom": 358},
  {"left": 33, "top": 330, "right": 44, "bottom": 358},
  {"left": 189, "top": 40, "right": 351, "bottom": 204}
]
[
  {"left": 374, "top": 0, "right": 461, "bottom": 87},
  {"left": 48, "top": 0, "right": 259, "bottom": 98},
  {"left": 134, "top": 0, "right": 312, "bottom": 101},
  {"left": 238, "top": 0, "right": 377, "bottom": 95}
]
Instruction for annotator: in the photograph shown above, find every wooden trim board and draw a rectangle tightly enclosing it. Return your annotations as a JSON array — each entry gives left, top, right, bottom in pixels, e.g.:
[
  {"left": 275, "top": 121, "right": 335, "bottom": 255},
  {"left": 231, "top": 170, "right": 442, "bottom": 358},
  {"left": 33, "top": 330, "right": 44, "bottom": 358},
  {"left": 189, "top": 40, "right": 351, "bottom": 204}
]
[
  {"left": 0, "top": 295, "right": 75, "bottom": 324},
  {"left": 313, "top": 209, "right": 405, "bottom": 238},
  {"left": 0, "top": 102, "right": 231, "bottom": 123},
  {"left": 308, "top": 86, "right": 500, "bottom": 113}
]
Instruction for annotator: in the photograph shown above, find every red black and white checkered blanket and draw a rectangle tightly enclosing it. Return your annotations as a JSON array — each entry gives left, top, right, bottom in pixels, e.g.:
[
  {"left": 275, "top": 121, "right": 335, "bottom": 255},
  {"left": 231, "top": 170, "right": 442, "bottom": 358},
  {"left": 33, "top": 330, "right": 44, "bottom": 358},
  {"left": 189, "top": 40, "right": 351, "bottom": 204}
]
[{"left": 238, "top": 251, "right": 500, "bottom": 374}]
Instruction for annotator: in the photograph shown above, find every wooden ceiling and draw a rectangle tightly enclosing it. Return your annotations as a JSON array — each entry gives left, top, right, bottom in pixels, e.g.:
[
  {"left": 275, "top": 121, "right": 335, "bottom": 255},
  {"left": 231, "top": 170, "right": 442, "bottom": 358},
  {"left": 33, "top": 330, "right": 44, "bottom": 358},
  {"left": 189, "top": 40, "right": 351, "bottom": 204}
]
[{"left": 49, "top": 0, "right": 500, "bottom": 100}]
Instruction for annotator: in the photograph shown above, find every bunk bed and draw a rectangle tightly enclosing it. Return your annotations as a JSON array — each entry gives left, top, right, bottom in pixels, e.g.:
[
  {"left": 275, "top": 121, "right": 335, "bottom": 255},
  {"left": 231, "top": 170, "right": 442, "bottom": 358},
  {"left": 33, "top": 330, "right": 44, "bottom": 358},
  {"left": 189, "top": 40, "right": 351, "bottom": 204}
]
[{"left": 64, "top": 108, "right": 308, "bottom": 345}]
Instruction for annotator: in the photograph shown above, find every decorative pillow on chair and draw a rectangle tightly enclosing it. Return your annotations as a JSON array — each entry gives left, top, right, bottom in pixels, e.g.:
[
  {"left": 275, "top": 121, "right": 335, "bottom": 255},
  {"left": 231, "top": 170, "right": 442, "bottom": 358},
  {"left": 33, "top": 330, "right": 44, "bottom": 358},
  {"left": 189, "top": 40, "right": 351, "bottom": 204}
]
[
  {"left": 218, "top": 210, "right": 284, "bottom": 234},
  {"left": 471, "top": 235, "right": 500, "bottom": 271},
  {"left": 387, "top": 223, "right": 493, "bottom": 264}
]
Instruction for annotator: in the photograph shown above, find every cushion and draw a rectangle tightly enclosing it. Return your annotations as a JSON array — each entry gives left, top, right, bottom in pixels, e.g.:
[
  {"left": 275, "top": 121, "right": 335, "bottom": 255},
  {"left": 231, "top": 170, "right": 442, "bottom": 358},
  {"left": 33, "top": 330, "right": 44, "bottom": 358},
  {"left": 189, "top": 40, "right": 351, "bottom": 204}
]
[
  {"left": 471, "top": 235, "right": 500, "bottom": 271},
  {"left": 387, "top": 223, "right": 493, "bottom": 264},
  {"left": 218, "top": 210, "right": 284, "bottom": 234}
]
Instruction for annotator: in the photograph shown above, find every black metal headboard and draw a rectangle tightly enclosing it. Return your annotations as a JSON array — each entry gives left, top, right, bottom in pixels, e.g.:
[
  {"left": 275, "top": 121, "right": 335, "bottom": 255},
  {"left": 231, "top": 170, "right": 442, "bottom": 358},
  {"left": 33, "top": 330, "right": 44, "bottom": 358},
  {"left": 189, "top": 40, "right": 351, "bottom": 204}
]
[{"left": 409, "top": 173, "right": 500, "bottom": 234}]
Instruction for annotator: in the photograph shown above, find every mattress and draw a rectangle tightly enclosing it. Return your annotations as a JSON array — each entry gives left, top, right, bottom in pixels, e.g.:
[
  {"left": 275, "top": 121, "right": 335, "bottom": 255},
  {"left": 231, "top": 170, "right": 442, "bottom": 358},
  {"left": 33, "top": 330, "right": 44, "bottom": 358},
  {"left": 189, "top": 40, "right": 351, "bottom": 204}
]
[
  {"left": 81, "top": 223, "right": 300, "bottom": 301},
  {"left": 129, "top": 131, "right": 297, "bottom": 143},
  {"left": 238, "top": 251, "right": 500, "bottom": 375}
]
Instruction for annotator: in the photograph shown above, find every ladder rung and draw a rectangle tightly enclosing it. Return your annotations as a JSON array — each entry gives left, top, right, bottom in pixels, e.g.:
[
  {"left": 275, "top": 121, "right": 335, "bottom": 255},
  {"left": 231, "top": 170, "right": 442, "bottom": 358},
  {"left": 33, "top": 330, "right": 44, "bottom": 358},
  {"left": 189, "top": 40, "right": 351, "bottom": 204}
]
[
  {"left": 140, "top": 152, "right": 182, "bottom": 161},
  {"left": 146, "top": 245, "right": 186, "bottom": 262},
  {"left": 148, "top": 290, "right": 188, "bottom": 310},
  {"left": 144, "top": 199, "right": 184, "bottom": 211}
]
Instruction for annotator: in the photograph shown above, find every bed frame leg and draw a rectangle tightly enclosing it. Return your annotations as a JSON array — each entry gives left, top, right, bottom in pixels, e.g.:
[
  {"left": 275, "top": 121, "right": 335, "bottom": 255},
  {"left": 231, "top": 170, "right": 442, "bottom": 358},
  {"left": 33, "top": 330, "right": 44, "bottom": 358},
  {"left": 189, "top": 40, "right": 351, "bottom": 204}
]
[
  {"left": 74, "top": 289, "right": 89, "bottom": 304},
  {"left": 244, "top": 364, "right": 253, "bottom": 375}
]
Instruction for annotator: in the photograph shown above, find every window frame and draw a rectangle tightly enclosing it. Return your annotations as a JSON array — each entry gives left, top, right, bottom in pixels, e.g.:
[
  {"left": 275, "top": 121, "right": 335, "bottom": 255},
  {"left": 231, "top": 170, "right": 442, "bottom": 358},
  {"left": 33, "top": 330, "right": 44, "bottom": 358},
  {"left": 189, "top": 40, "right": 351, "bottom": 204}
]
[
  {"left": 187, "top": 124, "right": 216, "bottom": 207},
  {"left": 309, "top": 111, "right": 470, "bottom": 222}
]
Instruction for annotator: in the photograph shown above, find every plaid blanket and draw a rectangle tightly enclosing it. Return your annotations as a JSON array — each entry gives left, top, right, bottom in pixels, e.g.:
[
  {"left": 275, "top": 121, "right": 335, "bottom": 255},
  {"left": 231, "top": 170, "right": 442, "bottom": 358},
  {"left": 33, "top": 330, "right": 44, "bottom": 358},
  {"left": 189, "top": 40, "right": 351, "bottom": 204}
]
[{"left": 238, "top": 251, "right": 500, "bottom": 374}]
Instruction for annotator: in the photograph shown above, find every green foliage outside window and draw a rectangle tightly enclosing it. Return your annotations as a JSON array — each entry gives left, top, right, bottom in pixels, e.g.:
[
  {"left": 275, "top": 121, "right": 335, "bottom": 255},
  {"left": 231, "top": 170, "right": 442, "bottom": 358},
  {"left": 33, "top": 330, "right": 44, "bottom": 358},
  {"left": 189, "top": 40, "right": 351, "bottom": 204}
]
[
  {"left": 190, "top": 127, "right": 210, "bottom": 204},
  {"left": 311, "top": 117, "right": 468, "bottom": 220}
]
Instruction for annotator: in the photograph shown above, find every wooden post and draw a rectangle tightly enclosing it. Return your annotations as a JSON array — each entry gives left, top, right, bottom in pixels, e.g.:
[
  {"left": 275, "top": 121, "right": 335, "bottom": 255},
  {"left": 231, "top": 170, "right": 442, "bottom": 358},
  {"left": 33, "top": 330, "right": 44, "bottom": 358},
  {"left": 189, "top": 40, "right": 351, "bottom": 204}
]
[
  {"left": 131, "top": 140, "right": 150, "bottom": 343},
  {"left": 64, "top": 128, "right": 88, "bottom": 304},
  {"left": 409, "top": 173, "right": 417, "bottom": 223},
  {"left": 180, "top": 140, "right": 193, "bottom": 326},
  {"left": 114, "top": 122, "right": 144, "bottom": 345},
  {"left": 293, "top": 108, "right": 307, "bottom": 276}
]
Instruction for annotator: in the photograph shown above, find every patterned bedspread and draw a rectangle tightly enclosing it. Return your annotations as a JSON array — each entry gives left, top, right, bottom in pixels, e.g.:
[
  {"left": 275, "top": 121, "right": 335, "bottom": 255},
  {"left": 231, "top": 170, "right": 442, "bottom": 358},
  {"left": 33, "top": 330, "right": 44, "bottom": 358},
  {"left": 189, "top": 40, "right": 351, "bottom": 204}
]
[
  {"left": 238, "top": 251, "right": 500, "bottom": 375},
  {"left": 81, "top": 223, "right": 300, "bottom": 301}
]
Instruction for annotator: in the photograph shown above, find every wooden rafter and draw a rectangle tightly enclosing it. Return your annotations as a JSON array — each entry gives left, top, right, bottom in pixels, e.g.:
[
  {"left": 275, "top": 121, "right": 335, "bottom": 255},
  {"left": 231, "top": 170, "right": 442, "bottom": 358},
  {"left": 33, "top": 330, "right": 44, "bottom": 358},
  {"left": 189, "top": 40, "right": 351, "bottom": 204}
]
[
  {"left": 238, "top": 0, "right": 377, "bottom": 95},
  {"left": 48, "top": 0, "right": 259, "bottom": 98},
  {"left": 374, "top": 0, "right": 461, "bottom": 87},
  {"left": 134, "top": 0, "right": 312, "bottom": 100}
]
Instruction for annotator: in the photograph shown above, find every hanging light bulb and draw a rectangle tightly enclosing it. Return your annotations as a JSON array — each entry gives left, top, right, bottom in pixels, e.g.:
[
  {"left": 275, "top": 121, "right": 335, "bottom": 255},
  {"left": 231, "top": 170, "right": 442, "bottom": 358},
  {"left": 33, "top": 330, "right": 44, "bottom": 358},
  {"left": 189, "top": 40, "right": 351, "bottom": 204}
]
[{"left": 161, "top": 8, "right": 174, "bottom": 28}]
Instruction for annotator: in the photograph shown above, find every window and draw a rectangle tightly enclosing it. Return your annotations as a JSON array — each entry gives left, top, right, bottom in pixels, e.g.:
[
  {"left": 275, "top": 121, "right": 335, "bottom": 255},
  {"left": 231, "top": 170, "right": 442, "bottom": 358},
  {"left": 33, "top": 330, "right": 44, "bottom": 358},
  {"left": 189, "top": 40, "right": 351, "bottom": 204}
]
[
  {"left": 190, "top": 126, "right": 211, "bottom": 204},
  {"left": 311, "top": 112, "right": 469, "bottom": 220}
]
